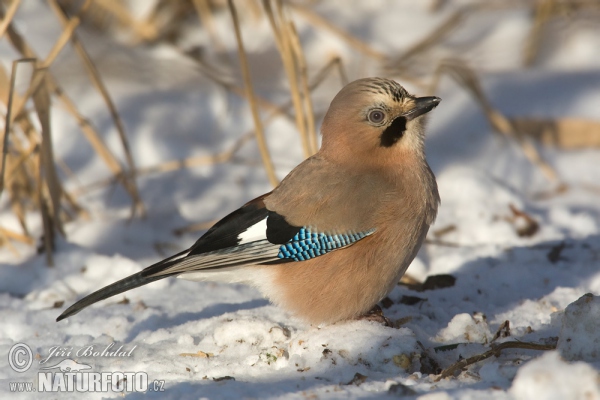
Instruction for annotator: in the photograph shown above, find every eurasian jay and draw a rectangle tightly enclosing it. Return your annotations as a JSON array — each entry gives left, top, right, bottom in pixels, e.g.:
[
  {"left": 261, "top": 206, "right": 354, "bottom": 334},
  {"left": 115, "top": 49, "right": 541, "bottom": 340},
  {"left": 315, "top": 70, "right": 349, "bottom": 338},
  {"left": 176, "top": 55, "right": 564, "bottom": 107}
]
[{"left": 57, "top": 77, "right": 441, "bottom": 325}]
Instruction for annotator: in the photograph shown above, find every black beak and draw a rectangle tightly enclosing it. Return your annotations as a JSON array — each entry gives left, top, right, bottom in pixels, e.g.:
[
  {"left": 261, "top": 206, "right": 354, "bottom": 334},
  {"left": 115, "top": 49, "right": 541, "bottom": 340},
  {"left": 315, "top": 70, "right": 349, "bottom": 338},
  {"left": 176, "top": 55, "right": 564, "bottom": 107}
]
[{"left": 403, "top": 96, "right": 441, "bottom": 121}]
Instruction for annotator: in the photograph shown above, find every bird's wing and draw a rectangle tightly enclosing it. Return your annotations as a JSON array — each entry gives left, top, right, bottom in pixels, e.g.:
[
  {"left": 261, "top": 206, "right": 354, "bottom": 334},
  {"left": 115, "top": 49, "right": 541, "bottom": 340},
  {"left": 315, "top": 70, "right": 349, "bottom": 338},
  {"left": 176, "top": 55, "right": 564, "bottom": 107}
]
[
  {"left": 145, "top": 193, "right": 376, "bottom": 276},
  {"left": 57, "top": 193, "right": 375, "bottom": 321}
]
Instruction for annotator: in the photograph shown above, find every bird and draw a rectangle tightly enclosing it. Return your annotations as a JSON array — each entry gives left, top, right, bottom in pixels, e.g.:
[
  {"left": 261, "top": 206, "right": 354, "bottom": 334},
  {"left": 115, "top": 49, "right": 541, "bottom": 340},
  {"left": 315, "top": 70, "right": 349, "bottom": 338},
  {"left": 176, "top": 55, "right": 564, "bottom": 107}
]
[{"left": 57, "top": 77, "right": 441, "bottom": 325}]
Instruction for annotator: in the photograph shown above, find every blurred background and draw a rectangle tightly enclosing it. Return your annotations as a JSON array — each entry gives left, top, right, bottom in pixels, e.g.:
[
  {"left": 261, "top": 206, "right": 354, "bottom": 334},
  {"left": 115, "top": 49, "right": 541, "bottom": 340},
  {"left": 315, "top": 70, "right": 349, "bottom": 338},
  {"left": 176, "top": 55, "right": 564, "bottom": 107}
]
[{"left": 0, "top": 0, "right": 599, "bottom": 288}]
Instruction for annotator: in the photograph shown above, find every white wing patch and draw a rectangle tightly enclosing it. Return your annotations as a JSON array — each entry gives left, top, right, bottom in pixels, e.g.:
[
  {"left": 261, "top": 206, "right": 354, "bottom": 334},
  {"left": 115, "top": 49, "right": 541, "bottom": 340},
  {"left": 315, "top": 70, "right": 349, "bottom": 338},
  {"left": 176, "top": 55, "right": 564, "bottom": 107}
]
[
  {"left": 150, "top": 241, "right": 279, "bottom": 277},
  {"left": 238, "top": 217, "right": 268, "bottom": 244}
]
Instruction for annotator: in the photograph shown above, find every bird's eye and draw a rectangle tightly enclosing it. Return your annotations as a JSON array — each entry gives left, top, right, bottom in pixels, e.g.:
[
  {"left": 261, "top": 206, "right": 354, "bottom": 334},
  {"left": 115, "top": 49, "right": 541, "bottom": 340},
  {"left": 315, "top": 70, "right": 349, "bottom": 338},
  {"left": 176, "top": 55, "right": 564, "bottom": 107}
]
[{"left": 368, "top": 110, "right": 385, "bottom": 124}]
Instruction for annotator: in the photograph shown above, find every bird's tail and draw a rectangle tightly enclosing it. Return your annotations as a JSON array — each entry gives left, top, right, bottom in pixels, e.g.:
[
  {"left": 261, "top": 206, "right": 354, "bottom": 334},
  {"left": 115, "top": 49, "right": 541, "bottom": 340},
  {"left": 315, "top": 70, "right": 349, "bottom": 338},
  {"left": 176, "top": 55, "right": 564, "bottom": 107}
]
[{"left": 56, "top": 250, "right": 188, "bottom": 322}]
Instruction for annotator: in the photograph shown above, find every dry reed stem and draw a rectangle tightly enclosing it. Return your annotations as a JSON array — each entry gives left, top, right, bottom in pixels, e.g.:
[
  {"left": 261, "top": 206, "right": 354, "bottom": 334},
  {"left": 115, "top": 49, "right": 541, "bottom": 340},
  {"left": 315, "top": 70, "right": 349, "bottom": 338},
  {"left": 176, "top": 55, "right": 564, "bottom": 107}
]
[
  {"left": 30, "top": 128, "right": 54, "bottom": 265},
  {"left": 0, "top": 0, "right": 21, "bottom": 39},
  {"left": 274, "top": 1, "right": 312, "bottom": 157},
  {"left": 192, "top": 0, "right": 229, "bottom": 55},
  {"left": 138, "top": 54, "right": 346, "bottom": 176},
  {"left": 92, "top": 0, "right": 158, "bottom": 43},
  {"left": 385, "top": 9, "right": 464, "bottom": 78},
  {"left": 430, "top": 59, "right": 559, "bottom": 183},
  {"left": 524, "top": 0, "right": 555, "bottom": 67},
  {"left": 31, "top": 68, "right": 65, "bottom": 237},
  {"left": 0, "top": 61, "right": 40, "bottom": 239},
  {"left": 0, "top": 230, "right": 19, "bottom": 257},
  {"left": 0, "top": 58, "right": 33, "bottom": 198},
  {"left": 4, "top": 140, "right": 36, "bottom": 189},
  {"left": 1, "top": 17, "right": 144, "bottom": 213},
  {"left": 0, "top": 226, "right": 33, "bottom": 245},
  {"left": 69, "top": 131, "right": 253, "bottom": 197},
  {"left": 137, "top": 132, "right": 255, "bottom": 176},
  {"left": 263, "top": 0, "right": 311, "bottom": 158},
  {"left": 41, "top": 0, "right": 92, "bottom": 69},
  {"left": 186, "top": 49, "right": 297, "bottom": 122},
  {"left": 173, "top": 219, "right": 218, "bottom": 236},
  {"left": 288, "top": 20, "right": 318, "bottom": 155},
  {"left": 288, "top": 3, "right": 386, "bottom": 61},
  {"left": 228, "top": 0, "right": 279, "bottom": 187},
  {"left": 5, "top": 0, "right": 90, "bottom": 143},
  {"left": 50, "top": 0, "right": 145, "bottom": 218},
  {"left": 310, "top": 56, "right": 349, "bottom": 87}
]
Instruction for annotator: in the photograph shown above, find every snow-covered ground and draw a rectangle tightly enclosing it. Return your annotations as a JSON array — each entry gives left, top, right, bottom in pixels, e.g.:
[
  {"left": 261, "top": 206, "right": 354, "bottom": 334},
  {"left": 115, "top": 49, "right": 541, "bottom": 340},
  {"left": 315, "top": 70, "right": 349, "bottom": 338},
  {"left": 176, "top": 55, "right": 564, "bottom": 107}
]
[{"left": 1, "top": 1, "right": 600, "bottom": 399}]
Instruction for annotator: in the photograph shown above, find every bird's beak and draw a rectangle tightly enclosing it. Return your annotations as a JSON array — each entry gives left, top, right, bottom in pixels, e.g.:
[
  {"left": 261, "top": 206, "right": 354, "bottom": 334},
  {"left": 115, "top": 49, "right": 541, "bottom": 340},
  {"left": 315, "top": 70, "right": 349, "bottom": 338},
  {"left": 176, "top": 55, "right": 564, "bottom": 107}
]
[{"left": 403, "top": 96, "right": 441, "bottom": 121}]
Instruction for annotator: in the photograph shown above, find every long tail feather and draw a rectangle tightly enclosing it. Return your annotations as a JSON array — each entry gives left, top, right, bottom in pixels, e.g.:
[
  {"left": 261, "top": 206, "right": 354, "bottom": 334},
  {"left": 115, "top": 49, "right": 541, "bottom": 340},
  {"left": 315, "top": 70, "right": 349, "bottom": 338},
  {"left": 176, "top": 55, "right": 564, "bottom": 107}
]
[{"left": 56, "top": 253, "right": 186, "bottom": 321}]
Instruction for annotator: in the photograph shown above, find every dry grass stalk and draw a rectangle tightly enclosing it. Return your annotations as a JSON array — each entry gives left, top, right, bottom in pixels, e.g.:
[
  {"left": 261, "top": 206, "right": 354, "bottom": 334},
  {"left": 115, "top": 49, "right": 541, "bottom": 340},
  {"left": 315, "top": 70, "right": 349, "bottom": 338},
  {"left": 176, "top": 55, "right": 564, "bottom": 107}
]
[
  {"left": 0, "top": 230, "right": 19, "bottom": 257},
  {"left": 310, "top": 55, "right": 349, "bottom": 88},
  {"left": 227, "top": 0, "right": 279, "bottom": 187},
  {"left": 263, "top": 0, "right": 313, "bottom": 157},
  {"left": 192, "top": 0, "right": 229, "bottom": 55},
  {"left": 511, "top": 117, "right": 600, "bottom": 149},
  {"left": 0, "top": 58, "right": 33, "bottom": 198},
  {"left": 31, "top": 68, "right": 62, "bottom": 265},
  {"left": 288, "top": 2, "right": 386, "bottom": 61},
  {"left": 41, "top": 0, "right": 93, "bottom": 68},
  {"left": 173, "top": 219, "right": 218, "bottom": 236},
  {"left": 0, "top": 11, "right": 144, "bottom": 217},
  {"left": 288, "top": 21, "right": 318, "bottom": 154},
  {"left": 0, "top": 62, "right": 40, "bottom": 239},
  {"left": 91, "top": 0, "right": 158, "bottom": 43},
  {"left": 143, "top": 54, "right": 348, "bottom": 176},
  {"left": 385, "top": 9, "right": 465, "bottom": 86},
  {"left": 50, "top": 0, "right": 145, "bottom": 218},
  {"left": 524, "top": 0, "right": 556, "bottom": 66},
  {"left": 0, "top": 0, "right": 21, "bottom": 39},
  {"left": 73, "top": 53, "right": 348, "bottom": 200},
  {"left": 31, "top": 68, "right": 64, "bottom": 235},
  {"left": 138, "top": 132, "right": 254, "bottom": 176},
  {"left": 184, "top": 46, "right": 300, "bottom": 127},
  {"left": 430, "top": 59, "right": 559, "bottom": 183},
  {"left": 0, "top": 226, "right": 33, "bottom": 245}
]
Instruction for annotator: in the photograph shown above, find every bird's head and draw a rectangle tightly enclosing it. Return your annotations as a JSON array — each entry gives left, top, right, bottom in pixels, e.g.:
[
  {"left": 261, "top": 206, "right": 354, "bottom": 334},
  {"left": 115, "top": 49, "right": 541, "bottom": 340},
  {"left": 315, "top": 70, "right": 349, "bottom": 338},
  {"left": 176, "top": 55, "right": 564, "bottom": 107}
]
[{"left": 320, "top": 78, "right": 440, "bottom": 168}]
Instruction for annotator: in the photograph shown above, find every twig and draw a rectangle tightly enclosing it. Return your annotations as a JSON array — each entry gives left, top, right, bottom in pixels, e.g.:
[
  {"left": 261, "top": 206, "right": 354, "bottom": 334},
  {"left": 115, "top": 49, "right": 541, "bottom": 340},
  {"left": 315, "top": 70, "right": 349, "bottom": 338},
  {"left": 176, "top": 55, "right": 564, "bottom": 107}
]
[{"left": 434, "top": 340, "right": 557, "bottom": 382}]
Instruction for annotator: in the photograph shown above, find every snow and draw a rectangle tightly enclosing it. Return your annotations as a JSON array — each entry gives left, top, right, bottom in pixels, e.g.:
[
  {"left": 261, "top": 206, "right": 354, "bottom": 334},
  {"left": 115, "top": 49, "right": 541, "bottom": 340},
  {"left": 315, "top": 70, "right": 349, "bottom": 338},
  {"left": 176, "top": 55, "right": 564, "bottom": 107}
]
[
  {"left": 1, "top": 0, "right": 600, "bottom": 399},
  {"left": 557, "top": 294, "right": 600, "bottom": 363},
  {"left": 510, "top": 352, "right": 600, "bottom": 400}
]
